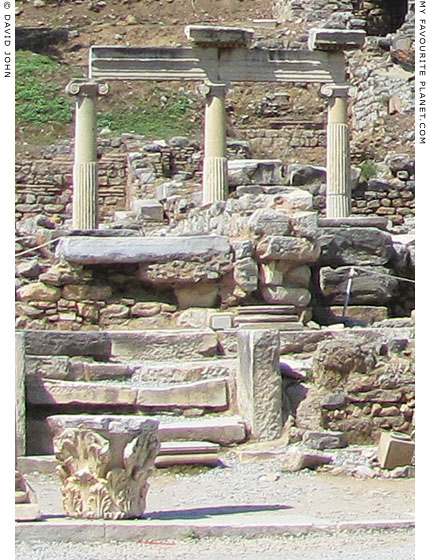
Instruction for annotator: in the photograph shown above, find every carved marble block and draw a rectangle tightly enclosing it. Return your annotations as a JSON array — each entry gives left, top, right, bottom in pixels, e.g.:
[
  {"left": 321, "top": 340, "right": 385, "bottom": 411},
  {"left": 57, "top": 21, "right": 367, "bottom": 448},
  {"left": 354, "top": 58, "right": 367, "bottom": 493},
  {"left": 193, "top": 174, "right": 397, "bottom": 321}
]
[{"left": 51, "top": 418, "right": 160, "bottom": 519}]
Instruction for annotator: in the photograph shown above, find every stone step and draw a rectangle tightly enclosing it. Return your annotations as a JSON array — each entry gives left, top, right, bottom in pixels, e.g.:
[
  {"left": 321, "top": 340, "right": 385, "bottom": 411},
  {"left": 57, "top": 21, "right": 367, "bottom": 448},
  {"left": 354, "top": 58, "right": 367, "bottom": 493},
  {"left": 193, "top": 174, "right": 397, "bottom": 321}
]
[
  {"left": 109, "top": 329, "right": 219, "bottom": 361},
  {"left": 27, "top": 378, "right": 229, "bottom": 410},
  {"left": 237, "top": 322, "right": 304, "bottom": 330},
  {"left": 155, "top": 453, "right": 219, "bottom": 468},
  {"left": 234, "top": 315, "right": 299, "bottom": 325},
  {"left": 131, "top": 358, "right": 237, "bottom": 384},
  {"left": 18, "top": 442, "right": 221, "bottom": 473},
  {"left": 22, "top": 329, "right": 219, "bottom": 361},
  {"left": 46, "top": 414, "right": 248, "bottom": 447},
  {"left": 237, "top": 305, "right": 299, "bottom": 315}
]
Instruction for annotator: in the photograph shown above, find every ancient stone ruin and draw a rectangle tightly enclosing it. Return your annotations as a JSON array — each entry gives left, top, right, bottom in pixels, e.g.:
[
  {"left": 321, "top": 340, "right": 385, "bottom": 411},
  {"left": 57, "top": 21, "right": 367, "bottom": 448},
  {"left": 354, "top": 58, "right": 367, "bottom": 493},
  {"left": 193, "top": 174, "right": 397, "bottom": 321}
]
[{"left": 15, "top": 7, "right": 415, "bottom": 522}]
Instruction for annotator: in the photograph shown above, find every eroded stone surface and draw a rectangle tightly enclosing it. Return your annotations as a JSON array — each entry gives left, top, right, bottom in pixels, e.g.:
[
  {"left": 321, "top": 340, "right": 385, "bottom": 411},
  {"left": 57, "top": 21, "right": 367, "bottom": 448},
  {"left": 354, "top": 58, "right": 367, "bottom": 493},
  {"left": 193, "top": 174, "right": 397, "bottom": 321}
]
[
  {"left": 237, "top": 329, "right": 282, "bottom": 441},
  {"left": 49, "top": 417, "right": 160, "bottom": 519}
]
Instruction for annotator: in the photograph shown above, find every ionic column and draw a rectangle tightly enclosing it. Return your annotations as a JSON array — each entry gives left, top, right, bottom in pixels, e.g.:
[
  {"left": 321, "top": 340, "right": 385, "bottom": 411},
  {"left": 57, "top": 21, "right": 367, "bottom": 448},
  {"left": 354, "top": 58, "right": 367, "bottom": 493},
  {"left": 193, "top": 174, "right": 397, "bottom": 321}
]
[
  {"left": 199, "top": 82, "right": 228, "bottom": 204},
  {"left": 66, "top": 80, "right": 109, "bottom": 230},
  {"left": 320, "top": 83, "right": 355, "bottom": 218}
]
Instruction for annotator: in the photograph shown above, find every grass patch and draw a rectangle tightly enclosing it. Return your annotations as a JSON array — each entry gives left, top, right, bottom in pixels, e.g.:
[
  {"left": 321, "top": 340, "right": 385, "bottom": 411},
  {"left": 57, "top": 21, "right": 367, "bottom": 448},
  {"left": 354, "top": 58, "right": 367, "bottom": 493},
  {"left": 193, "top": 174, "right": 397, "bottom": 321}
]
[
  {"left": 98, "top": 92, "right": 198, "bottom": 138},
  {"left": 15, "top": 50, "right": 72, "bottom": 126}
]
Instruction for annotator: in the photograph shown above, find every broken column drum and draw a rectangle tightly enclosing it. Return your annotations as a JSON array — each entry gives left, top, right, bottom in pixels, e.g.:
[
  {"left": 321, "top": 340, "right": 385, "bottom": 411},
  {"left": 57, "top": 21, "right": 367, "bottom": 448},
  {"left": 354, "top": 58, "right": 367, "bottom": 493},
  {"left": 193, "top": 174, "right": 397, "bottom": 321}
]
[
  {"left": 66, "top": 80, "right": 109, "bottom": 230},
  {"left": 49, "top": 416, "right": 160, "bottom": 519}
]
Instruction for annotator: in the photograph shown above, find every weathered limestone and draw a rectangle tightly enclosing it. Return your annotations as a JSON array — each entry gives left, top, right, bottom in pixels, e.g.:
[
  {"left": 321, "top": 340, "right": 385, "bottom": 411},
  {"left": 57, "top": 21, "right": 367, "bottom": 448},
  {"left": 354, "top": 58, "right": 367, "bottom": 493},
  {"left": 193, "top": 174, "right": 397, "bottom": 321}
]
[
  {"left": 109, "top": 329, "right": 218, "bottom": 360},
  {"left": 256, "top": 236, "right": 320, "bottom": 263},
  {"left": 309, "top": 29, "right": 365, "bottom": 219},
  {"left": 15, "top": 470, "right": 41, "bottom": 521},
  {"left": 16, "top": 333, "right": 26, "bottom": 457},
  {"left": 47, "top": 414, "right": 247, "bottom": 447},
  {"left": 228, "top": 159, "right": 283, "bottom": 187},
  {"left": 66, "top": 79, "right": 108, "bottom": 230},
  {"left": 237, "top": 329, "right": 282, "bottom": 441},
  {"left": 48, "top": 416, "right": 159, "bottom": 519},
  {"left": 132, "top": 358, "right": 237, "bottom": 384},
  {"left": 377, "top": 431, "right": 415, "bottom": 469},
  {"left": 200, "top": 82, "right": 229, "bottom": 203},
  {"left": 56, "top": 235, "right": 232, "bottom": 265},
  {"left": 320, "top": 83, "right": 353, "bottom": 218},
  {"left": 318, "top": 227, "right": 394, "bottom": 266}
]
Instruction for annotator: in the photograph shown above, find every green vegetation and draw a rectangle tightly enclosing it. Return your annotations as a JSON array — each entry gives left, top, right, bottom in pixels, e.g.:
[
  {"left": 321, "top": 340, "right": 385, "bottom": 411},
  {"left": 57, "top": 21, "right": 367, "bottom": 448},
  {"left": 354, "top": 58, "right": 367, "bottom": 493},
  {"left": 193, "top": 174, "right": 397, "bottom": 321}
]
[
  {"left": 98, "top": 93, "right": 197, "bottom": 138},
  {"left": 15, "top": 52, "right": 199, "bottom": 151},
  {"left": 15, "top": 51, "right": 72, "bottom": 126},
  {"left": 359, "top": 160, "right": 378, "bottom": 181}
]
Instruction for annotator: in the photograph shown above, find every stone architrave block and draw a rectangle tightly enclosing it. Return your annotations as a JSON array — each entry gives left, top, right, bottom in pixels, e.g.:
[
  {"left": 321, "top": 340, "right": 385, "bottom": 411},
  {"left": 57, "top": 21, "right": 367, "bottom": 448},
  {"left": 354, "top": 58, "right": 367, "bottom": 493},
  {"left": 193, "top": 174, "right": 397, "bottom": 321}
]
[
  {"left": 308, "top": 28, "right": 366, "bottom": 51},
  {"left": 237, "top": 329, "right": 282, "bottom": 441},
  {"left": 256, "top": 236, "right": 320, "bottom": 263},
  {"left": 318, "top": 227, "right": 394, "bottom": 266},
  {"left": 55, "top": 235, "right": 232, "bottom": 265},
  {"left": 377, "top": 431, "right": 415, "bottom": 470}
]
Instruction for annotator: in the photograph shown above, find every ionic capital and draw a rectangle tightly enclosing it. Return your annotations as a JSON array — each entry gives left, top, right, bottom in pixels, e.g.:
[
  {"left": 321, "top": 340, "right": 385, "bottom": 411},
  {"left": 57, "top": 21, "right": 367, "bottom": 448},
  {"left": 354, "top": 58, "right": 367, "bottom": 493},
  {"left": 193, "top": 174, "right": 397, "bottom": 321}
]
[
  {"left": 319, "top": 83, "right": 356, "bottom": 99},
  {"left": 197, "top": 81, "right": 229, "bottom": 99},
  {"left": 66, "top": 79, "right": 109, "bottom": 98}
]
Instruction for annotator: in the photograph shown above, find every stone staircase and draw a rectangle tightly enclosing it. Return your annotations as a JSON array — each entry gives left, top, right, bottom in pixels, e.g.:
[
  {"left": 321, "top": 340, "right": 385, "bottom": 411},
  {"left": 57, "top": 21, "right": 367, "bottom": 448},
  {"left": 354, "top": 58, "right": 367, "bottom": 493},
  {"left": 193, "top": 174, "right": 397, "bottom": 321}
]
[{"left": 21, "top": 329, "right": 249, "bottom": 468}]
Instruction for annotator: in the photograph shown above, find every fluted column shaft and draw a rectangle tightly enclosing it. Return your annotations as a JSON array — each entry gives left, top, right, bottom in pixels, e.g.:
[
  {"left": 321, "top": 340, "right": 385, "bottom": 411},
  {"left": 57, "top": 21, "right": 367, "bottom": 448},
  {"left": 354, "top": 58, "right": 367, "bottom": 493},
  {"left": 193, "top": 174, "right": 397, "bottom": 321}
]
[
  {"left": 321, "top": 84, "right": 353, "bottom": 218},
  {"left": 201, "top": 82, "right": 228, "bottom": 204},
  {"left": 66, "top": 80, "right": 108, "bottom": 230}
]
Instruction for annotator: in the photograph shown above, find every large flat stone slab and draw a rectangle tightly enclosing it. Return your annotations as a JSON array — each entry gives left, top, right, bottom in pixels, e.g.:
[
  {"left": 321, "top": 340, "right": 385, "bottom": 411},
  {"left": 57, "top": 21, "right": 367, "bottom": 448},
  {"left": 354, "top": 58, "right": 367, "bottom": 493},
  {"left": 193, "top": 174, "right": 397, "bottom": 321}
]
[
  {"left": 132, "top": 358, "right": 237, "bottom": 384},
  {"left": 110, "top": 329, "right": 218, "bottom": 360},
  {"left": 308, "top": 28, "right": 366, "bottom": 51},
  {"left": 56, "top": 235, "right": 232, "bottom": 265},
  {"left": 22, "top": 330, "right": 112, "bottom": 360},
  {"left": 46, "top": 415, "right": 248, "bottom": 446},
  {"left": 26, "top": 379, "right": 137, "bottom": 407},
  {"left": 136, "top": 379, "right": 228, "bottom": 409},
  {"left": 185, "top": 25, "right": 254, "bottom": 47}
]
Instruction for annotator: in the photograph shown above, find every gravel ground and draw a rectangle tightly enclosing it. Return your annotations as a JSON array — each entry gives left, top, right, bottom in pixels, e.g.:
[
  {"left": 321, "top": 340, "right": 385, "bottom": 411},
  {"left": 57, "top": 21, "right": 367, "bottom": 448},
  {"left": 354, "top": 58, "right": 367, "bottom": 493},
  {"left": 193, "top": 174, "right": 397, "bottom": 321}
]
[
  {"left": 17, "top": 448, "right": 415, "bottom": 559},
  {"left": 23, "top": 449, "right": 414, "bottom": 523},
  {"left": 15, "top": 529, "right": 415, "bottom": 560}
]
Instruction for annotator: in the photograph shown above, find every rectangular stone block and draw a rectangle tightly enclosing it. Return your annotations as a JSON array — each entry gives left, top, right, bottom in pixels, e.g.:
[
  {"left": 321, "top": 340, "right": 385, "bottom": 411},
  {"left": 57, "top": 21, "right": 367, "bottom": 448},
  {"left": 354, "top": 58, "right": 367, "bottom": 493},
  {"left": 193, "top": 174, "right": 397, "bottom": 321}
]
[
  {"left": 377, "top": 431, "right": 415, "bottom": 470},
  {"left": 55, "top": 235, "right": 232, "bottom": 265},
  {"left": 308, "top": 28, "right": 366, "bottom": 51},
  {"left": 26, "top": 379, "right": 137, "bottom": 406},
  {"left": 210, "top": 313, "right": 234, "bottom": 330},
  {"left": 23, "top": 330, "right": 112, "bottom": 360},
  {"left": 237, "top": 329, "right": 282, "bottom": 441},
  {"left": 110, "top": 329, "right": 218, "bottom": 360},
  {"left": 136, "top": 379, "right": 228, "bottom": 409}
]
